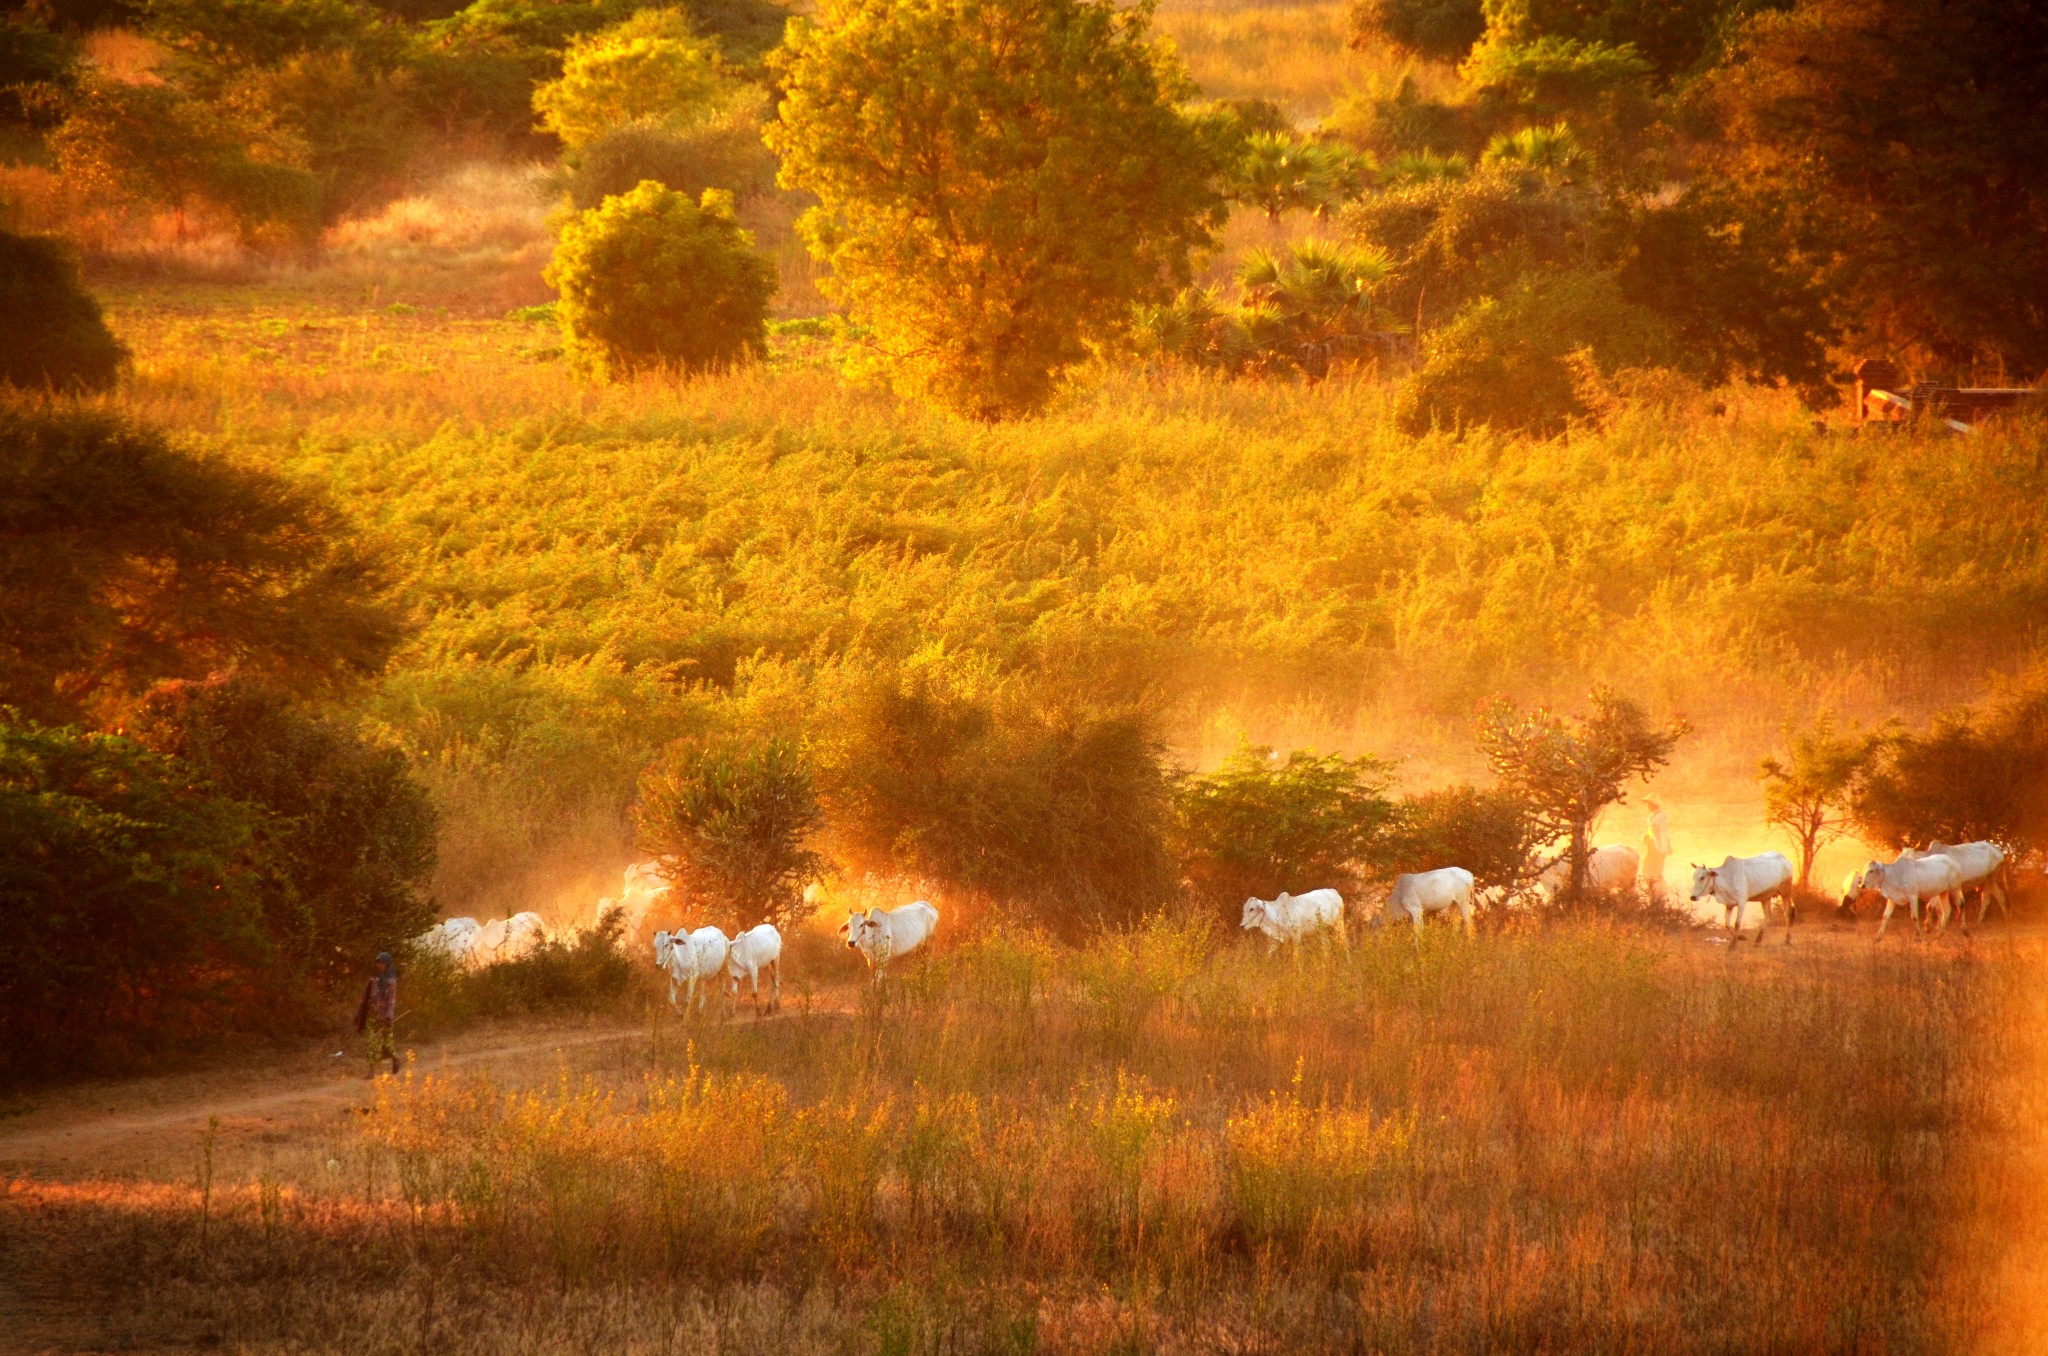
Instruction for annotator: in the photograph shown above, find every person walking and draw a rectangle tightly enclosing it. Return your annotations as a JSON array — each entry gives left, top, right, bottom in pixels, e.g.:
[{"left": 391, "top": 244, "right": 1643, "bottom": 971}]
[{"left": 354, "top": 951, "right": 401, "bottom": 1078}]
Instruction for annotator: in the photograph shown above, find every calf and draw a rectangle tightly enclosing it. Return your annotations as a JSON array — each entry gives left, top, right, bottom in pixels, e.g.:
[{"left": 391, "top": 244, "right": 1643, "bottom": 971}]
[{"left": 654, "top": 925, "right": 731, "bottom": 1015}]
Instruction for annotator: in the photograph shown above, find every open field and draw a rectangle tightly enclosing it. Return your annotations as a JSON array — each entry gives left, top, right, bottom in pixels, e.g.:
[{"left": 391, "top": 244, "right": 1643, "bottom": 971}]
[{"left": 6, "top": 920, "right": 2048, "bottom": 1353}]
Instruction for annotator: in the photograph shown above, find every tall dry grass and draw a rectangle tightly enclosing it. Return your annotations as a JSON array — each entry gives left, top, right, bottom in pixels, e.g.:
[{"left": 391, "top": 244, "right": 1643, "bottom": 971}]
[
  {"left": 9, "top": 922, "right": 2046, "bottom": 1352},
  {"left": 1156, "top": 0, "right": 1446, "bottom": 123}
]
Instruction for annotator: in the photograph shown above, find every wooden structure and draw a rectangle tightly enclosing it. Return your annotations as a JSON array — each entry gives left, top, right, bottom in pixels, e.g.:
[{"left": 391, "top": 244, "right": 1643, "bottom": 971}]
[{"left": 1854, "top": 356, "right": 2037, "bottom": 431}]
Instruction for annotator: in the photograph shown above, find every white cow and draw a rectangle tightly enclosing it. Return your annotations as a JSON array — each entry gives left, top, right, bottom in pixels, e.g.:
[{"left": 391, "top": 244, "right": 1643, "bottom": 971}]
[
  {"left": 842, "top": 901, "right": 939, "bottom": 981},
  {"left": 1537, "top": 845, "right": 1641, "bottom": 896},
  {"left": 1864, "top": 854, "right": 1963, "bottom": 940},
  {"left": 725, "top": 923, "right": 783, "bottom": 1015},
  {"left": 413, "top": 916, "right": 480, "bottom": 962},
  {"left": 654, "top": 926, "right": 730, "bottom": 1015},
  {"left": 1924, "top": 841, "right": 2008, "bottom": 924},
  {"left": 1240, "top": 889, "right": 1346, "bottom": 948},
  {"left": 1690, "top": 852, "right": 1796, "bottom": 944},
  {"left": 1381, "top": 867, "right": 1476, "bottom": 936}
]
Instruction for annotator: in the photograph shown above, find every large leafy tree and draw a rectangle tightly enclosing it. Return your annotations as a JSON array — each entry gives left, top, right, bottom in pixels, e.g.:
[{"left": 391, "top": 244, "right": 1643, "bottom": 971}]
[
  {"left": 767, "top": 0, "right": 1229, "bottom": 418},
  {"left": 0, "top": 405, "right": 405, "bottom": 726},
  {"left": 1172, "top": 743, "right": 1397, "bottom": 913},
  {"left": 1478, "top": 687, "right": 1687, "bottom": 899},
  {"left": 635, "top": 732, "right": 825, "bottom": 932},
  {"left": 1708, "top": 0, "right": 2048, "bottom": 376},
  {"left": 1853, "top": 679, "right": 2048, "bottom": 858}
]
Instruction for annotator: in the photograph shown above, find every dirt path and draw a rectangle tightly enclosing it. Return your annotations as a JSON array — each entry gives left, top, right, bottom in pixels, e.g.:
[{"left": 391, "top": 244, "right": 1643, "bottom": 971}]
[{"left": 0, "top": 1020, "right": 651, "bottom": 1178}]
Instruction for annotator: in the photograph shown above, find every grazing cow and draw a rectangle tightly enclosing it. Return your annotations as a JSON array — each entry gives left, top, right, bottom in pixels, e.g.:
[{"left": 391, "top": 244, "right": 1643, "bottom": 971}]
[
  {"left": 653, "top": 925, "right": 731, "bottom": 1015},
  {"left": 1864, "top": 854, "right": 1964, "bottom": 940},
  {"left": 725, "top": 923, "right": 783, "bottom": 1015},
  {"left": 1537, "top": 845, "right": 1641, "bottom": 896},
  {"left": 841, "top": 901, "right": 939, "bottom": 981},
  {"left": 1381, "top": 867, "right": 1476, "bottom": 936},
  {"left": 1690, "top": 852, "right": 1796, "bottom": 944},
  {"left": 1240, "top": 889, "right": 1346, "bottom": 949},
  {"left": 1924, "top": 841, "right": 2008, "bottom": 924}
]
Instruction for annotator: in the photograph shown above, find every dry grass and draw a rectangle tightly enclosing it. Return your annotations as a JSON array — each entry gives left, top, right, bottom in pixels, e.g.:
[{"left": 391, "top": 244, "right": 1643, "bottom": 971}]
[
  {"left": 7, "top": 920, "right": 2046, "bottom": 1352},
  {"left": 1156, "top": 0, "right": 1446, "bottom": 123}
]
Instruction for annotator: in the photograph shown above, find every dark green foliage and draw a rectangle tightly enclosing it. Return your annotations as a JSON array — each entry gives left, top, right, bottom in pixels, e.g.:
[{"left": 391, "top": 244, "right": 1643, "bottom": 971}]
[
  {"left": 0, "top": 405, "right": 405, "bottom": 725},
  {"left": 1215, "top": 96, "right": 1293, "bottom": 138},
  {"left": 635, "top": 732, "right": 824, "bottom": 932},
  {"left": 823, "top": 681, "right": 1177, "bottom": 934},
  {"left": 1502, "top": 0, "right": 1745, "bottom": 80},
  {"left": 1710, "top": 0, "right": 2048, "bottom": 376},
  {"left": 1171, "top": 743, "right": 1396, "bottom": 912},
  {"left": 143, "top": 0, "right": 405, "bottom": 76},
  {"left": 0, "top": 9, "right": 79, "bottom": 127},
  {"left": 1139, "top": 240, "right": 1396, "bottom": 381},
  {"left": 546, "top": 181, "right": 775, "bottom": 377},
  {"left": 1477, "top": 687, "right": 1686, "bottom": 899},
  {"left": 1854, "top": 678, "right": 2048, "bottom": 859},
  {"left": 566, "top": 120, "right": 776, "bottom": 211},
  {"left": 132, "top": 677, "right": 438, "bottom": 985},
  {"left": 1397, "top": 269, "right": 1675, "bottom": 434},
  {"left": 1328, "top": 74, "right": 1479, "bottom": 160},
  {"left": 1346, "top": 165, "right": 1588, "bottom": 327},
  {"left": 1606, "top": 188, "right": 1836, "bottom": 402},
  {"left": 0, "top": 713, "right": 270, "bottom": 1077},
  {"left": 1347, "top": 0, "right": 1485, "bottom": 61},
  {"left": 1385, "top": 784, "right": 1540, "bottom": 897},
  {"left": 0, "top": 232, "right": 126, "bottom": 394}
]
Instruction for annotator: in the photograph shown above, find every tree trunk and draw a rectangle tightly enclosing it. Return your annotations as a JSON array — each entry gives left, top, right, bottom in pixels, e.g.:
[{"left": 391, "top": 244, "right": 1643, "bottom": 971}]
[{"left": 1569, "top": 820, "right": 1590, "bottom": 900}]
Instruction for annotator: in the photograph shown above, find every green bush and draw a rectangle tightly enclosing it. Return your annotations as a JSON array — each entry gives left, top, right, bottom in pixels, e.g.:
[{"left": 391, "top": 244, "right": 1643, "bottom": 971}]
[
  {"left": 545, "top": 180, "right": 775, "bottom": 377},
  {"left": 1171, "top": 743, "right": 1396, "bottom": 914},
  {"left": 532, "top": 6, "right": 725, "bottom": 148},
  {"left": 634, "top": 732, "right": 824, "bottom": 932},
  {"left": 132, "top": 676, "right": 438, "bottom": 986},
  {"left": 821, "top": 677, "right": 1177, "bottom": 934},
  {"left": 566, "top": 112, "right": 776, "bottom": 211},
  {"left": 1384, "top": 784, "right": 1539, "bottom": 898},
  {"left": 0, "top": 231, "right": 127, "bottom": 394},
  {"left": 1854, "top": 676, "right": 2048, "bottom": 858},
  {"left": 1346, "top": 0, "right": 1485, "bottom": 61},
  {"left": 403, "top": 907, "right": 648, "bottom": 1038},
  {"left": 1397, "top": 269, "right": 1676, "bottom": 434},
  {"left": 0, "top": 404, "right": 405, "bottom": 725},
  {"left": 0, "top": 712, "right": 270, "bottom": 1078}
]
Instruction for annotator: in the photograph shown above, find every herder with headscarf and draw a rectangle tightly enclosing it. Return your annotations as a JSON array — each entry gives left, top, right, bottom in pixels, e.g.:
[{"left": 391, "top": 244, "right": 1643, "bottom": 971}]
[{"left": 354, "top": 951, "right": 401, "bottom": 1078}]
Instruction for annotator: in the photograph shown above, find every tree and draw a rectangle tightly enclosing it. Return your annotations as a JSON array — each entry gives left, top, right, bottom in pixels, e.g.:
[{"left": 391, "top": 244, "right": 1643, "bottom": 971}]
[
  {"left": 0, "top": 712, "right": 270, "bottom": 1076},
  {"left": 820, "top": 679, "right": 1176, "bottom": 934},
  {"left": 132, "top": 675, "right": 438, "bottom": 984},
  {"left": 0, "top": 231, "right": 127, "bottom": 394},
  {"left": 1346, "top": 0, "right": 1486, "bottom": 62},
  {"left": 1853, "top": 678, "right": 2048, "bottom": 860},
  {"left": 634, "top": 732, "right": 825, "bottom": 932},
  {"left": 1477, "top": 687, "right": 1687, "bottom": 899},
  {"left": 766, "top": 0, "right": 1228, "bottom": 418},
  {"left": 531, "top": 6, "right": 726, "bottom": 148},
  {"left": 1231, "top": 134, "right": 1366, "bottom": 222},
  {"left": 1171, "top": 743, "right": 1396, "bottom": 914},
  {"left": 1234, "top": 239, "right": 1395, "bottom": 378},
  {"left": 545, "top": 181, "right": 775, "bottom": 377},
  {"left": 1759, "top": 714, "right": 1875, "bottom": 888},
  {"left": 1481, "top": 120, "right": 1587, "bottom": 178},
  {"left": 1708, "top": 0, "right": 2048, "bottom": 377},
  {"left": 0, "top": 405, "right": 405, "bottom": 726}
]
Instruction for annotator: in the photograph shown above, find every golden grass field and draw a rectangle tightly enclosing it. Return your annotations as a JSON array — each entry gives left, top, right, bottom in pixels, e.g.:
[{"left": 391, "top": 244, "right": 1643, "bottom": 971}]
[{"left": 6, "top": 918, "right": 2048, "bottom": 1353}]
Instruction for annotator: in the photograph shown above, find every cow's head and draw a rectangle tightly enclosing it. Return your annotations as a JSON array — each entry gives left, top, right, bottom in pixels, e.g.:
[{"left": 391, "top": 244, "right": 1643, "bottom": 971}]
[
  {"left": 841, "top": 908, "right": 884, "bottom": 954},
  {"left": 1862, "top": 860, "right": 1888, "bottom": 887},
  {"left": 1240, "top": 897, "right": 1268, "bottom": 930},
  {"left": 1688, "top": 865, "right": 1716, "bottom": 901},
  {"left": 653, "top": 930, "right": 673, "bottom": 969}
]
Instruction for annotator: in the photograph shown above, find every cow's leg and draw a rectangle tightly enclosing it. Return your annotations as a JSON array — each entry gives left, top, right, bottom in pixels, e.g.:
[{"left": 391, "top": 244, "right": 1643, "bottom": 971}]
[
  {"left": 1784, "top": 889, "right": 1796, "bottom": 945},
  {"left": 1876, "top": 897, "right": 1895, "bottom": 941},
  {"left": 1459, "top": 902, "right": 1475, "bottom": 937},
  {"left": 769, "top": 958, "right": 782, "bottom": 1013}
]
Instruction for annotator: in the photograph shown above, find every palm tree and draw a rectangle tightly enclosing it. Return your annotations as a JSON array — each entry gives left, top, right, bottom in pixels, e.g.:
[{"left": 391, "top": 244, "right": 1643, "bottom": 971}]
[
  {"left": 1482, "top": 121, "right": 1589, "bottom": 179},
  {"left": 1235, "top": 240, "right": 1395, "bottom": 377}
]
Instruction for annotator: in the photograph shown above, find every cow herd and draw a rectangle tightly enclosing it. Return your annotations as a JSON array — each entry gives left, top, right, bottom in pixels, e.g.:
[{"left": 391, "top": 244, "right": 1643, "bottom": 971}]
[{"left": 415, "top": 834, "right": 2020, "bottom": 1017}]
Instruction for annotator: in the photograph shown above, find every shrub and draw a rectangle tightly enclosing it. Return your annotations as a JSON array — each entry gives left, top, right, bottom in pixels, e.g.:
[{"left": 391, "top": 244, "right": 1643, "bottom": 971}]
[
  {"left": 1346, "top": 0, "right": 1485, "bottom": 62},
  {"left": 1384, "top": 784, "right": 1540, "bottom": 899},
  {"left": 1172, "top": 743, "right": 1396, "bottom": 913},
  {"left": 1230, "top": 133, "right": 1367, "bottom": 221},
  {"left": 0, "top": 9, "right": 78, "bottom": 127},
  {"left": 821, "top": 678, "right": 1177, "bottom": 934},
  {"left": 545, "top": 180, "right": 775, "bottom": 377},
  {"left": 1396, "top": 269, "right": 1677, "bottom": 434},
  {"left": 1326, "top": 74, "right": 1478, "bottom": 161},
  {"left": 532, "top": 7, "right": 726, "bottom": 149},
  {"left": 634, "top": 732, "right": 825, "bottom": 933},
  {"left": 0, "top": 231, "right": 126, "bottom": 394},
  {"left": 132, "top": 676, "right": 439, "bottom": 986},
  {"left": 767, "top": 0, "right": 1228, "bottom": 417},
  {"left": 565, "top": 106, "right": 776, "bottom": 211},
  {"left": 0, "top": 404, "right": 405, "bottom": 725},
  {"left": 0, "top": 712, "right": 270, "bottom": 1078},
  {"left": 403, "top": 907, "right": 646, "bottom": 1038},
  {"left": 1139, "top": 240, "right": 1395, "bottom": 381},
  {"left": 1853, "top": 676, "right": 2048, "bottom": 858}
]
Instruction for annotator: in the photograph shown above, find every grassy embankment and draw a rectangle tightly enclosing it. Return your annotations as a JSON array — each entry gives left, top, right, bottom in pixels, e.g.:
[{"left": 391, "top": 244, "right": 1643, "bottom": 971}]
[
  {"left": 8, "top": 922, "right": 2047, "bottom": 1352},
  {"left": 91, "top": 281, "right": 2048, "bottom": 917}
]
